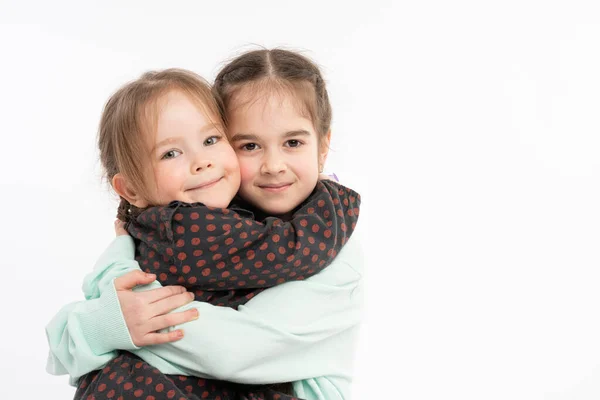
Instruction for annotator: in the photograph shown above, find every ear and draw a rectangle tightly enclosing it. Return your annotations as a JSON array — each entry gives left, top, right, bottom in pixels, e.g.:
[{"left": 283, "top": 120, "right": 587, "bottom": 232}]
[
  {"left": 319, "top": 130, "right": 332, "bottom": 168},
  {"left": 112, "top": 173, "right": 149, "bottom": 208}
]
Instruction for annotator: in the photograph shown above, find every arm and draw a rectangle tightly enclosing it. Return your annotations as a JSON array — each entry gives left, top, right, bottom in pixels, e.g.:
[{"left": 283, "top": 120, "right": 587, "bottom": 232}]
[
  {"left": 137, "top": 237, "right": 364, "bottom": 383},
  {"left": 46, "top": 234, "right": 195, "bottom": 381},
  {"left": 47, "top": 234, "right": 364, "bottom": 384},
  {"left": 131, "top": 181, "right": 360, "bottom": 292},
  {"left": 46, "top": 236, "right": 140, "bottom": 379}
]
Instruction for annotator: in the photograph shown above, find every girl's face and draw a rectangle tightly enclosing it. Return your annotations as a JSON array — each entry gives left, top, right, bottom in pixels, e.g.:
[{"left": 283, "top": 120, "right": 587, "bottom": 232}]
[
  {"left": 227, "top": 90, "right": 329, "bottom": 217},
  {"left": 143, "top": 90, "right": 240, "bottom": 208}
]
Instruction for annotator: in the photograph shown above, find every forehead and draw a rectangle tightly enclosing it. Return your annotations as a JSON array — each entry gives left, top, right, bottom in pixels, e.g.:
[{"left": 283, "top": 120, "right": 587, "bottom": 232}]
[{"left": 228, "top": 87, "right": 314, "bottom": 132}]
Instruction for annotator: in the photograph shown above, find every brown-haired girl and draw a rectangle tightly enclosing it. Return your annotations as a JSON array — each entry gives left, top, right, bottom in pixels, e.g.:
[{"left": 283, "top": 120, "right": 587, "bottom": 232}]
[{"left": 47, "top": 52, "right": 363, "bottom": 400}]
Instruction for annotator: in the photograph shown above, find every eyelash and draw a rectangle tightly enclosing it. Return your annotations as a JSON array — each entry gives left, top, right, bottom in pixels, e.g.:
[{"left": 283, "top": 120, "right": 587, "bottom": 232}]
[
  {"left": 160, "top": 135, "right": 222, "bottom": 160},
  {"left": 239, "top": 139, "right": 304, "bottom": 151}
]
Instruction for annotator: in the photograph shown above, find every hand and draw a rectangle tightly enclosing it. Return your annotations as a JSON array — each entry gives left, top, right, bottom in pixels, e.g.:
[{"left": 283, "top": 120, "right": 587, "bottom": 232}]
[
  {"left": 114, "top": 219, "right": 128, "bottom": 236},
  {"left": 114, "top": 270, "right": 199, "bottom": 346},
  {"left": 319, "top": 172, "right": 339, "bottom": 182}
]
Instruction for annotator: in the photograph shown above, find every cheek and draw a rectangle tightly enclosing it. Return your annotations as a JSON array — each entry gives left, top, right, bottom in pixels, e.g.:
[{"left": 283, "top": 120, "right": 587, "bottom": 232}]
[{"left": 237, "top": 157, "right": 258, "bottom": 184}]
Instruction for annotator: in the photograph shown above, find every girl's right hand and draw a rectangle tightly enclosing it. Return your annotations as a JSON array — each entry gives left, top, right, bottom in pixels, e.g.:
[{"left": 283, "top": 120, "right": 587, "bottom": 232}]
[{"left": 113, "top": 270, "right": 199, "bottom": 346}]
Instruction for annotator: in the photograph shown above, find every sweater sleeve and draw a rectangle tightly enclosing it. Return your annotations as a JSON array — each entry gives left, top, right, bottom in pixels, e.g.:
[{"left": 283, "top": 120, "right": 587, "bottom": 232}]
[
  {"left": 46, "top": 235, "right": 364, "bottom": 387},
  {"left": 131, "top": 181, "right": 360, "bottom": 295},
  {"left": 128, "top": 237, "right": 364, "bottom": 383},
  {"left": 45, "top": 236, "right": 142, "bottom": 380}
]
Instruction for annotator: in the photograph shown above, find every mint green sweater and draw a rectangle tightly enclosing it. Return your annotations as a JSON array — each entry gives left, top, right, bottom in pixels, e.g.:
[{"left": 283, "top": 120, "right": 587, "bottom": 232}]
[{"left": 46, "top": 235, "right": 364, "bottom": 399}]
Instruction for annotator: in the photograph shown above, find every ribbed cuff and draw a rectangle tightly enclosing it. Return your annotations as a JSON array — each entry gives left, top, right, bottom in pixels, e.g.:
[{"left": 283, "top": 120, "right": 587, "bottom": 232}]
[{"left": 80, "top": 280, "right": 140, "bottom": 354}]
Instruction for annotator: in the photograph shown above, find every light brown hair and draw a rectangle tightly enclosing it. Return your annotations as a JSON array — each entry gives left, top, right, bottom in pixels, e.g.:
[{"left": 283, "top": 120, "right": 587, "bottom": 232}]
[
  {"left": 213, "top": 48, "right": 332, "bottom": 147},
  {"left": 97, "top": 68, "right": 224, "bottom": 221}
]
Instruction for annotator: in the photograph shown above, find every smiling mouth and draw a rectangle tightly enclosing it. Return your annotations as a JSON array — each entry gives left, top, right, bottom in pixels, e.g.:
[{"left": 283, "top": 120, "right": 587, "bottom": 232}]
[
  {"left": 258, "top": 183, "right": 292, "bottom": 192},
  {"left": 187, "top": 177, "right": 223, "bottom": 191}
]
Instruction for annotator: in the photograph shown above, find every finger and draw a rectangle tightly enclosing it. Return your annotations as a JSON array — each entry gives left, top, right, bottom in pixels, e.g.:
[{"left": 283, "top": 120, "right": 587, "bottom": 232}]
[
  {"left": 139, "top": 329, "right": 185, "bottom": 346},
  {"left": 149, "top": 309, "right": 199, "bottom": 332},
  {"left": 151, "top": 291, "right": 195, "bottom": 316},
  {"left": 114, "top": 270, "right": 156, "bottom": 290},
  {"left": 141, "top": 285, "right": 188, "bottom": 303}
]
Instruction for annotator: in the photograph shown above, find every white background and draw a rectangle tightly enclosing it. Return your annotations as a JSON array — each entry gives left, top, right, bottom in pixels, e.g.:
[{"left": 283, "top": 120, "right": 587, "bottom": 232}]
[{"left": 1, "top": 0, "right": 600, "bottom": 399}]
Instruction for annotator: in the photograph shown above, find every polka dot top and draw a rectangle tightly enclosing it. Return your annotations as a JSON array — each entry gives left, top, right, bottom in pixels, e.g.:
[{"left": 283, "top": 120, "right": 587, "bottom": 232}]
[{"left": 127, "top": 180, "right": 361, "bottom": 309}]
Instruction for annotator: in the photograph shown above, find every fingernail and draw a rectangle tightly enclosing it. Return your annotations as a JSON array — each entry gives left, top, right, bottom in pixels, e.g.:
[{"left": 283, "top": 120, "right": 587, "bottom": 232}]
[
  {"left": 146, "top": 273, "right": 156, "bottom": 278},
  {"left": 188, "top": 292, "right": 195, "bottom": 300},
  {"left": 177, "top": 330, "right": 184, "bottom": 338}
]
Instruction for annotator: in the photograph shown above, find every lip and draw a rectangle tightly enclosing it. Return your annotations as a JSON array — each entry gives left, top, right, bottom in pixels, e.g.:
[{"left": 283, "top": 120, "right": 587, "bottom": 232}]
[
  {"left": 187, "top": 177, "right": 223, "bottom": 191},
  {"left": 258, "top": 182, "right": 293, "bottom": 193}
]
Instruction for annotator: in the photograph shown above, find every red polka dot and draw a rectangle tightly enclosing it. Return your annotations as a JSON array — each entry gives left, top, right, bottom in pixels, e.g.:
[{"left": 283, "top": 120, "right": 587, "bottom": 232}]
[
  {"left": 156, "top": 383, "right": 164, "bottom": 392},
  {"left": 341, "top": 223, "right": 347, "bottom": 232},
  {"left": 190, "top": 212, "right": 199, "bottom": 220},
  {"left": 134, "top": 389, "right": 144, "bottom": 397},
  {"left": 259, "top": 242, "right": 268, "bottom": 251},
  {"left": 206, "top": 214, "right": 215, "bottom": 220},
  {"left": 177, "top": 252, "right": 187, "bottom": 261},
  {"left": 319, "top": 242, "right": 326, "bottom": 251},
  {"left": 308, "top": 236, "right": 316, "bottom": 244},
  {"left": 167, "top": 390, "right": 176, "bottom": 399},
  {"left": 123, "top": 382, "right": 133, "bottom": 390},
  {"left": 228, "top": 247, "right": 238, "bottom": 255},
  {"left": 207, "top": 224, "right": 216, "bottom": 231},
  {"left": 146, "top": 396, "right": 155, "bottom": 400},
  {"left": 193, "top": 250, "right": 202, "bottom": 257},
  {"left": 175, "top": 239, "right": 185, "bottom": 248},
  {"left": 247, "top": 250, "right": 255, "bottom": 259},
  {"left": 182, "top": 265, "right": 190, "bottom": 274},
  {"left": 202, "top": 268, "right": 211, "bottom": 276},
  {"left": 278, "top": 246, "right": 286, "bottom": 254},
  {"left": 255, "top": 261, "right": 263, "bottom": 268},
  {"left": 98, "top": 383, "right": 106, "bottom": 392},
  {"left": 109, "top": 372, "right": 117, "bottom": 380},
  {"left": 107, "top": 389, "right": 115, "bottom": 398},
  {"left": 191, "top": 237, "right": 200, "bottom": 245},
  {"left": 300, "top": 219, "right": 308, "bottom": 227},
  {"left": 303, "top": 247, "right": 310, "bottom": 256},
  {"left": 240, "top": 232, "right": 248, "bottom": 239},
  {"left": 222, "top": 271, "right": 230, "bottom": 278},
  {"left": 225, "top": 238, "right": 234, "bottom": 245},
  {"left": 257, "top": 279, "right": 266, "bottom": 285},
  {"left": 188, "top": 276, "right": 197, "bottom": 284},
  {"left": 191, "top": 224, "right": 200, "bottom": 232},
  {"left": 169, "top": 265, "right": 178, "bottom": 274},
  {"left": 212, "top": 253, "right": 222, "bottom": 261},
  {"left": 174, "top": 213, "right": 183, "bottom": 221},
  {"left": 312, "top": 224, "right": 320, "bottom": 233},
  {"left": 232, "top": 255, "right": 240, "bottom": 263},
  {"left": 176, "top": 226, "right": 185, "bottom": 234},
  {"left": 238, "top": 281, "right": 246, "bottom": 286},
  {"left": 196, "top": 259, "right": 206, "bottom": 267},
  {"left": 216, "top": 261, "right": 226, "bottom": 269},
  {"left": 145, "top": 377, "right": 152, "bottom": 385},
  {"left": 267, "top": 253, "right": 275, "bottom": 261},
  {"left": 209, "top": 244, "right": 219, "bottom": 252},
  {"left": 317, "top": 199, "right": 325, "bottom": 207}
]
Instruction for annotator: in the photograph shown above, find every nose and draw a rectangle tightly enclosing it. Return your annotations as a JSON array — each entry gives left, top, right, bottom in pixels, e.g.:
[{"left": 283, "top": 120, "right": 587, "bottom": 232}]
[
  {"left": 260, "top": 150, "right": 287, "bottom": 175},
  {"left": 192, "top": 158, "right": 212, "bottom": 173}
]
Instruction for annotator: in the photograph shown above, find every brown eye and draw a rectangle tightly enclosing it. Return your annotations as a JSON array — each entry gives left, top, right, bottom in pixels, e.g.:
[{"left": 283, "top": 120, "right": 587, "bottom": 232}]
[
  {"left": 241, "top": 143, "right": 259, "bottom": 151},
  {"left": 286, "top": 139, "right": 302, "bottom": 148}
]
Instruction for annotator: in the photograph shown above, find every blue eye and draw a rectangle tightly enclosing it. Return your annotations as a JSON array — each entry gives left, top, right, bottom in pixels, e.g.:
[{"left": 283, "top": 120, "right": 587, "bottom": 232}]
[
  {"left": 161, "top": 149, "right": 182, "bottom": 160},
  {"left": 204, "top": 135, "right": 221, "bottom": 146}
]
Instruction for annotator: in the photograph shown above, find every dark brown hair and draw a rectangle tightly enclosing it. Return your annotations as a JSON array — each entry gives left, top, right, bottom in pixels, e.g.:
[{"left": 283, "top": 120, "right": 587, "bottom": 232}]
[
  {"left": 97, "top": 68, "right": 223, "bottom": 221},
  {"left": 213, "top": 48, "right": 332, "bottom": 147}
]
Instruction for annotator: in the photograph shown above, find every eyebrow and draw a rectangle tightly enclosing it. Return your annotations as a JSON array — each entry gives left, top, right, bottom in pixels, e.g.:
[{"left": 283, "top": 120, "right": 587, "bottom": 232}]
[
  {"left": 230, "top": 129, "right": 311, "bottom": 142},
  {"left": 152, "top": 123, "right": 222, "bottom": 152}
]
